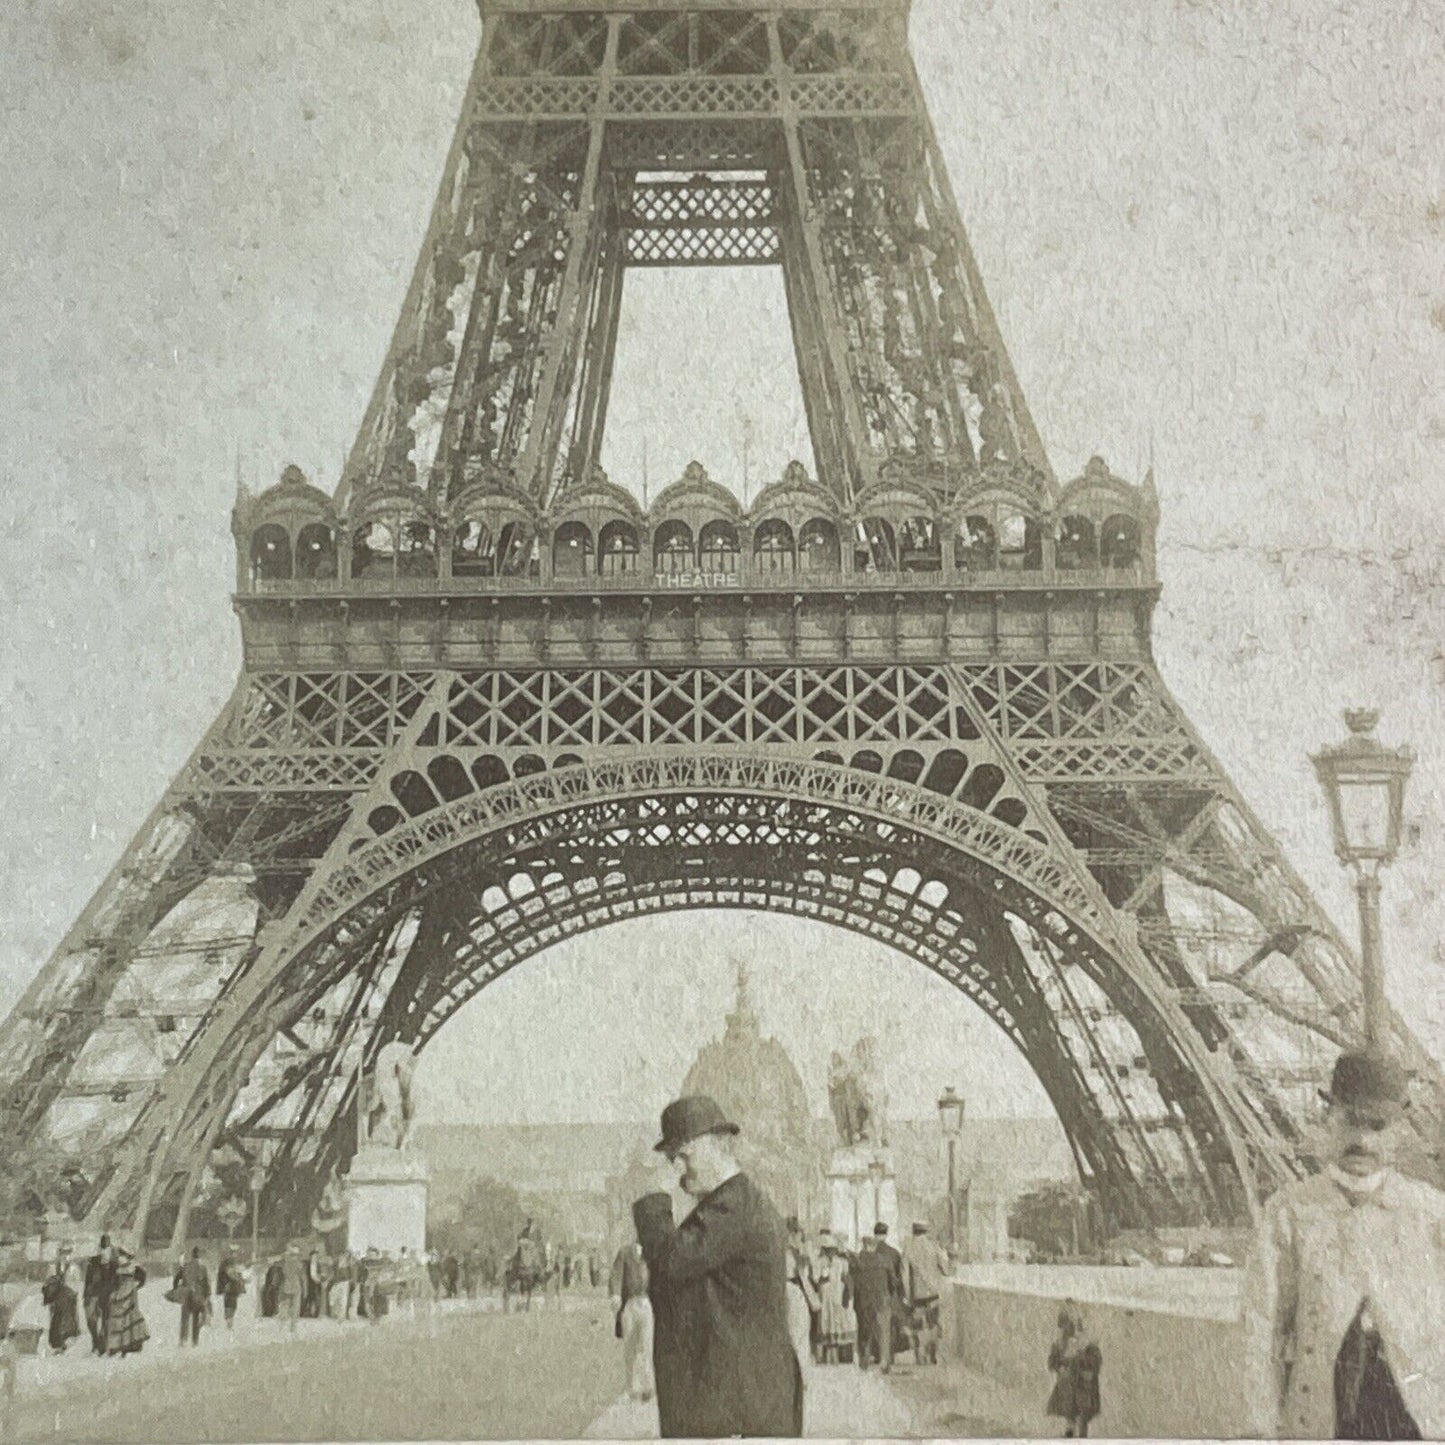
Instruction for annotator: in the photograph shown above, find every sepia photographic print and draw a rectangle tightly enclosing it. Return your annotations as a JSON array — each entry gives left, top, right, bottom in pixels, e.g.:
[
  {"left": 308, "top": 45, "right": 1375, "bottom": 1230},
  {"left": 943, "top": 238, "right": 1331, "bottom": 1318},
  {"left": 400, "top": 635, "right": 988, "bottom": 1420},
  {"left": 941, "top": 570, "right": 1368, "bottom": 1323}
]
[{"left": 2, "top": 0, "right": 1444, "bottom": 1439}]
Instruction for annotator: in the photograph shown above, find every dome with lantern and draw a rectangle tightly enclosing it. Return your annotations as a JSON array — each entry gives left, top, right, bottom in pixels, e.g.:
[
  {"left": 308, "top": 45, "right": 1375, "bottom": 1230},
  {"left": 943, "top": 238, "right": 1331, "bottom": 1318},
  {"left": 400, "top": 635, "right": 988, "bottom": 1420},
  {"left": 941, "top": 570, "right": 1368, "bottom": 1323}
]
[{"left": 679, "top": 962, "right": 822, "bottom": 1224}]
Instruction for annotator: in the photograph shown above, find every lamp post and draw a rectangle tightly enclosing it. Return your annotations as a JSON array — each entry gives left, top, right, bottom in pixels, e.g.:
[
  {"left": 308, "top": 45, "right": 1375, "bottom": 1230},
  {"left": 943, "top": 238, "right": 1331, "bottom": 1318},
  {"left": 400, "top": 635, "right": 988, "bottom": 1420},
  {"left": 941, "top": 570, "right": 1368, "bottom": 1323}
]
[
  {"left": 1311, "top": 709, "right": 1414, "bottom": 1053},
  {"left": 248, "top": 1166, "right": 264, "bottom": 1271},
  {"left": 867, "top": 1155, "right": 886, "bottom": 1237},
  {"left": 937, "top": 1086, "right": 965, "bottom": 1262}
]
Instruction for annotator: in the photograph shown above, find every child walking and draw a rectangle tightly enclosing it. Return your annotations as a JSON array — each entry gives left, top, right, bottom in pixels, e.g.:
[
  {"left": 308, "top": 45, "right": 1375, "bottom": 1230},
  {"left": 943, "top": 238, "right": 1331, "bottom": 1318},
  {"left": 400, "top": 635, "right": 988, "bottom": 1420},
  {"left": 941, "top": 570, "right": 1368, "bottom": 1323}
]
[{"left": 1046, "top": 1302, "right": 1102, "bottom": 1437}]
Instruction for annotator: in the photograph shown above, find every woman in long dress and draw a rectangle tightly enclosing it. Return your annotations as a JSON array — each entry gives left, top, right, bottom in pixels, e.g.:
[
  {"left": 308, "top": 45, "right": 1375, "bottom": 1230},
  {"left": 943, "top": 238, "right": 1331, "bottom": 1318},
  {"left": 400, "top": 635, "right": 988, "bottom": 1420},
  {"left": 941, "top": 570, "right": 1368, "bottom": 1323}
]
[
  {"left": 104, "top": 1247, "right": 149, "bottom": 1356},
  {"left": 813, "top": 1241, "right": 856, "bottom": 1365},
  {"left": 41, "top": 1249, "right": 81, "bottom": 1353}
]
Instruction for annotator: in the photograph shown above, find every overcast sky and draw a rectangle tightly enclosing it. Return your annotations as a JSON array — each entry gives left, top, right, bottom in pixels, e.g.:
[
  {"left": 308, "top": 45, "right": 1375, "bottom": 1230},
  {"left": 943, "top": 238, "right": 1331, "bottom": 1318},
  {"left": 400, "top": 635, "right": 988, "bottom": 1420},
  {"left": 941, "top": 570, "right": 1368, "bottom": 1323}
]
[{"left": 1, "top": 0, "right": 1442, "bottom": 1126}]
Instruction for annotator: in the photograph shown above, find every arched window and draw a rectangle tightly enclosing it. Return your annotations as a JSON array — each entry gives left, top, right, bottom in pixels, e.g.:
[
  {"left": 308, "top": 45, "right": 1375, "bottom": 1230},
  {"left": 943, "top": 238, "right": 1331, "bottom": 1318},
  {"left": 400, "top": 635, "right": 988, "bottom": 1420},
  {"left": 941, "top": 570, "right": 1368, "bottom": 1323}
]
[
  {"left": 753, "top": 519, "right": 796, "bottom": 573},
  {"left": 396, "top": 521, "right": 436, "bottom": 578},
  {"left": 351, "top": 521, "right": 395, "bottom": 579},
  {"left": 453, "top": 520, "right": 497, "bottom": 577},
  {"left": 855, "top": 517, "right": 896, "bottom": 572},
  {"left": 699, "top": 519, "right": 740, "bottom": 574},
  {"left": 295, "top": 523, "right": 335, "bottom": 580},
  {"left": 598, "top": 520, "right": 640, "bottom": 576},
  {"left": 898, "top": 516, "right": 940, "bottom": 572},
  {"left": 798, "top": 518, "right": 840, "bottom": 573},
  {"left": 249, "top": 524, "right": 292, "bottom": 583},
  {"left": 1101, "top": 514, "right": 1141, "bottom": 568},
  {"left": 955, "top": 515, "right": 996, "bottom": 570},
  {"left": 1057, "top": 515, "right": 1097, "bottom": 570},
  {"left": 653, "top": 520, "right": 694, "bottom": 575},
  {"left": 552, "top": 522, "right": 593, "bottom": 578},
  {"left": 923, "top": 749, "right": 967, "bottom": 795},
  {"left": 997, "top": 510, "right": 1042, "bottom": 570}
]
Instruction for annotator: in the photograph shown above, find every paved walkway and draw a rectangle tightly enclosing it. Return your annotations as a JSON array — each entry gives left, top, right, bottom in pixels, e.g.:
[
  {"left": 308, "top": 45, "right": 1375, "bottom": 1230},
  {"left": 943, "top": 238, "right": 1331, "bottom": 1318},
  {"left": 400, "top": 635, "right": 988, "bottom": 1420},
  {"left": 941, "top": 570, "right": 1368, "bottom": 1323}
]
[
  {"left": 585, "top": 1361, "right": 916, "bottom": 1439},
  {"left": 9, "top": 1295, "right": 620, "bottom": 1442}
]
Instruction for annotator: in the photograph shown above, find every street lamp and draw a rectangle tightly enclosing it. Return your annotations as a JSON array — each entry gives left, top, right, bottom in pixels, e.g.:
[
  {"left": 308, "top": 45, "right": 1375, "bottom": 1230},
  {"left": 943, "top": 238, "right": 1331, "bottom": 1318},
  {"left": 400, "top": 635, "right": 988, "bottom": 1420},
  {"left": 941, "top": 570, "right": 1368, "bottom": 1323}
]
[
  {"left": 248, "top": 1166, "right": 265, "bottom": 1272},
  {"left": 937, "top": 1086, "right": 964, "bottom": 1262},
  {"left": 1312, "top": 708, "right": 1415, "bottom": 1052},
  {"left": 867, "top": 1155, "right": 886, "bottom": 1236}
]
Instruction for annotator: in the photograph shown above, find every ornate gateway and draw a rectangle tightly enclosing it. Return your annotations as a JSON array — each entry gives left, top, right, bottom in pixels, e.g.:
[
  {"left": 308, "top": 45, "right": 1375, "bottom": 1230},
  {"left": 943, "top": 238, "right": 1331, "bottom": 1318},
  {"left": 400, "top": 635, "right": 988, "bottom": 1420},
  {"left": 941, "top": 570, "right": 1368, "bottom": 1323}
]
[{"left": 2, "top": 0, "right": 1439, "bottom": 1247}]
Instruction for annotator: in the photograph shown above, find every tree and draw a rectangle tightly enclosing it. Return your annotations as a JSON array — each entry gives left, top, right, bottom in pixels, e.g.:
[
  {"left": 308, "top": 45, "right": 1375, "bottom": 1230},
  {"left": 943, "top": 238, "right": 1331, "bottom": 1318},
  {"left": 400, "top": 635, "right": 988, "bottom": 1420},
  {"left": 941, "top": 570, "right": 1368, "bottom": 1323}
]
[
  {"left": 1008, "top": 1181, "right": 1096, "bottom": 1259},
  {"left": 429, "top": 1176, "right": 556, "bottom": 1263}
]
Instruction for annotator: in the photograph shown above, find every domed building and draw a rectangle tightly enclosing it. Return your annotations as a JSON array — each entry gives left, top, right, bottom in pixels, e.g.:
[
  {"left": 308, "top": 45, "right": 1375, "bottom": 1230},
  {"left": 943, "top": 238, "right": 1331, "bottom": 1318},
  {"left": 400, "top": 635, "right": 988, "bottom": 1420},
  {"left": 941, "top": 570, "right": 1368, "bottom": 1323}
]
[{"left": 679, "top": 964, "right": 822, "bottom": 1225}]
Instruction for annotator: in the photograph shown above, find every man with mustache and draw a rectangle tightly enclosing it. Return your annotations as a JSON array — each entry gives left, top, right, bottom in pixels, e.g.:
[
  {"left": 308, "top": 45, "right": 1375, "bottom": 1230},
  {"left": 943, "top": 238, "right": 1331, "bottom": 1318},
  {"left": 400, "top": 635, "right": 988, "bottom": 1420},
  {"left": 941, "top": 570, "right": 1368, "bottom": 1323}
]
[
  {"left": 1243, "top": 1051, "right": 1445, "bottom": 1438},
  {"left": 633, "top": 1095, "right": 803, "bottom": 1438}
]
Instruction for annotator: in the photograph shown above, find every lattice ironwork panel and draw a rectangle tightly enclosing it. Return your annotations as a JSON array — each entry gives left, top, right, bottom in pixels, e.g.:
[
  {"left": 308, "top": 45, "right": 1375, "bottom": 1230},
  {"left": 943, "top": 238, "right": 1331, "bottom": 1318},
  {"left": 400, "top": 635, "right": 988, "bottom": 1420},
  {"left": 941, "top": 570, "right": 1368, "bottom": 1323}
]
[
  {"left": 617, "top": 11, "right": 770, "bottom": 76},
  {"left": 1009, "top": 740, "right": 1212, "bottom": 783},
  {"left": 486, "top": 12, "right": 610, "bottom": 78},
  {"left": 474, "top": 77, "right": 601, "bottom": 118},
  {"left": 437, "top": 665, "right": 958, "bottom": 748},
  {"left": 787, "top": 72, "right": 913, "bottom": 116},
  {"left": 192, "top": 752, "right": 385, "bottom": 793},
  {"left": 623, "top": 176, "right": 780, "bottom": 264},
  {"left": 226, "top": 674, "right": 436, "bottom": 752},
  {"left": 959, "top": 664, "right": 1198, "bottom": 747},
  {"left": 776, "top": 9, "right": 911, "bottom": 76},
  {"left": 609, "top": 75, "right": 781, "bottom": 116}
]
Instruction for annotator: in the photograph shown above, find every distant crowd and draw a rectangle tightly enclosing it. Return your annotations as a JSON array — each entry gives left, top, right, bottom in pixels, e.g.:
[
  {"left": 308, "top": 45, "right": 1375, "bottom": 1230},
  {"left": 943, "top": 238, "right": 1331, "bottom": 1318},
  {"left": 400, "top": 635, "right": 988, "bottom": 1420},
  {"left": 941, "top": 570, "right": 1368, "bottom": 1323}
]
[{"left": 18, "top": 1227, "right": 605, "bottom": 1364}]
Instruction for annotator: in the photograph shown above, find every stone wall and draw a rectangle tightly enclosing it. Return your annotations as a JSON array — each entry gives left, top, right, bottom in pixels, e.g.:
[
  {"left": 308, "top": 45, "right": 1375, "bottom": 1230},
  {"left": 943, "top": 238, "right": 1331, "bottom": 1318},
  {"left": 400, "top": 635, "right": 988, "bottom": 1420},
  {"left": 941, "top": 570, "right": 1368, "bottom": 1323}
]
[{"left": 949, "top": 1267, "right": 1247, "bottom": 1438}]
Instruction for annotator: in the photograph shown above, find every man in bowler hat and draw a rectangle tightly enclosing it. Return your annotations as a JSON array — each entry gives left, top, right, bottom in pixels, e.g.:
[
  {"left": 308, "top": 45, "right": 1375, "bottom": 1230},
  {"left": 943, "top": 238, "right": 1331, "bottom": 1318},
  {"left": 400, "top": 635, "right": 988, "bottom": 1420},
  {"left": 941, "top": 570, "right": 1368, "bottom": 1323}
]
[
  {"left": 633, "top": 1094, "right": 803, "bottom": 1437},
  {"left": 1243, "top": 1051, "right": 1445, "bottom": 1438}
]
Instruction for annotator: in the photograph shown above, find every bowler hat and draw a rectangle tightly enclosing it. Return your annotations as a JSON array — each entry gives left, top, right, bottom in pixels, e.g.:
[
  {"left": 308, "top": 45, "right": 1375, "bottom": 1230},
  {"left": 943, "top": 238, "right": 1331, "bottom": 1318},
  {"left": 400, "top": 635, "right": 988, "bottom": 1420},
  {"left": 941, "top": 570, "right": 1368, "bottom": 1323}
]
[
  {"left": 654, "top": 1094, "right": 740, "bottom": 1155},
  {"left": 911, "top": 1222, "right": 928, "bottom": 1235},
  {"left": 873, "top": 1221, "right": 889, "bottom": 1236},
  {"left": 1320, "top": 1051, "right": 1408, "bottom": 1112}
]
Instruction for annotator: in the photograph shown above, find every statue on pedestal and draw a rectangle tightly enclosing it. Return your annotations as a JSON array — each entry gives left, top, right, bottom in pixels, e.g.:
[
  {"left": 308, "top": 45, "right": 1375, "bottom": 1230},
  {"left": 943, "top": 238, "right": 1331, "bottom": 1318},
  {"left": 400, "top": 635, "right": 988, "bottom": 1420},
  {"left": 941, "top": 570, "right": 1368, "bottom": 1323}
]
[
  {"left": 346, "top": 1041, "right": 429, "bottom": 1258},
  {"left": 359, "top": 1040, "right": 418, "bottom": 1152},
  {"left": 827, "top": 1036, "right": 890, "bottom": 1149},
  {"left": 825, "top": 1036, "right": 897, "bottom": 1248}
]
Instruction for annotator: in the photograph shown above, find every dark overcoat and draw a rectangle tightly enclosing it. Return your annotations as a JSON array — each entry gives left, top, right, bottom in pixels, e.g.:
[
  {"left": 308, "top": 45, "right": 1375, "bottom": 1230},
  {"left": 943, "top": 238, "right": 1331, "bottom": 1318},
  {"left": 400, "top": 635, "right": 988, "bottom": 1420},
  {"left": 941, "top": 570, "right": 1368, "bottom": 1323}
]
[{"left": 634, "top": 1173, "right": 803, "bottom": 1439}]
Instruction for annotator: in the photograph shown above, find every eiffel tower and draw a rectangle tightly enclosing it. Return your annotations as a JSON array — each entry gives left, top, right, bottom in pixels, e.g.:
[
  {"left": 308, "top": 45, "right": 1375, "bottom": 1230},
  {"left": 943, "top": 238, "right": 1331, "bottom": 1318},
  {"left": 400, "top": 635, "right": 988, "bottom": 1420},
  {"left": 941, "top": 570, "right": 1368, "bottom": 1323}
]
[{"left": 3, "top": 0, "right": 1439, "bottom": 1250}]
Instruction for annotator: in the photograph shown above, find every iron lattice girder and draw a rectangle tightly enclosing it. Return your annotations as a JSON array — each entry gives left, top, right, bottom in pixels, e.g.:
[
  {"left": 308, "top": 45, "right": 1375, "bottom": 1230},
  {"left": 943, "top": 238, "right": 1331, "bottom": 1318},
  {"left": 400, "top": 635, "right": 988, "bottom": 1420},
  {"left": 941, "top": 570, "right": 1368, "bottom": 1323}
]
[
  {"left": 95, "top": 747, "right": 1292, "bottom": 1241},
  {"left": 275, "top": 849, "right": 1157, "bottom": 1232},
  {"left": 621, "top": 175, "right": 779, "bottom": 265},
  {"left": 341, "top": 0, "right": 1046, "bottom": 504},
  {"left": 197, "top": 778, "right": 1229, "bottom": 1233}
]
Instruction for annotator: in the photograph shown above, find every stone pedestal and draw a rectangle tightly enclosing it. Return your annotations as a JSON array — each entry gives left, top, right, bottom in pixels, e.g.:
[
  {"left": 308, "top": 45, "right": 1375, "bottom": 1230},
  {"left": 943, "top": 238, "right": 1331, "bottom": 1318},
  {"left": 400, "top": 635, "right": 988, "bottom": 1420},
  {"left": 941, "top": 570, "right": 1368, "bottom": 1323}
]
[
  {"left": 826, "top": 1145, "right": 898, "bottom": 1251},
  {"left": 344, "top": 1147, "right": 430, "bottom": 1256}
]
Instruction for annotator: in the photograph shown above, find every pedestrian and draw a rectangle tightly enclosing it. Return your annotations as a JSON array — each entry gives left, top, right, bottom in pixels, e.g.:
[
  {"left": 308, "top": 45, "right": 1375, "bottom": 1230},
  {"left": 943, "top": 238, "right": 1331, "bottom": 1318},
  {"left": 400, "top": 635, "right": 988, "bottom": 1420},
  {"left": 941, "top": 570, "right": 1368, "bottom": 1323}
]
[
  {"left": 104, "top": 1245, "right": 148, "bottom": 1356},
  {"left": 851, "top": 1222, "right": 903, "bottom": 1373},
  {"left": 277, "top": 1243, "right": 305, "bottom": 1333},
  {"left": 174, "top": 1246, "right": 211, "bottom": 1347},
  {"left": 0, "top": 1306, "right": 16, "bottom": 1444},
  {"left": 41, "top": 1247, "right": 81, "bottom": 1354},
  {"left": 260, "top": 1256, "right": 283, "bottom": 1318},
  {"left": 1243, "top": 1050, "right": 1445, "bottom": 1439},
  {"left": 217, "top": 1252, "right": 245, "bottom": 1329},
  {"left": 1046, "top": 1302, "right": 1101, "bottom": 1437},
  {"left": 633, "top": 1094, "right": 803, "bottom": 1437},
  {"left": 901, "top": 1221, "right": 950, "bottom": 1364},
  {"left": 82, "top": 1233, "right": 116, "bottom": 1354},
  {"left": 609, "top": 1237, "right": 655, "bottom": 1402},
  {"left": 785, "top": 1217, "right": 819, "bottom": 1373},
  {"left": 303, "top": 1248, "right": 323, "bottom": 1318},
  {"left": 813, "top": 1236, "right": 855, "bottom": 1365}
]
